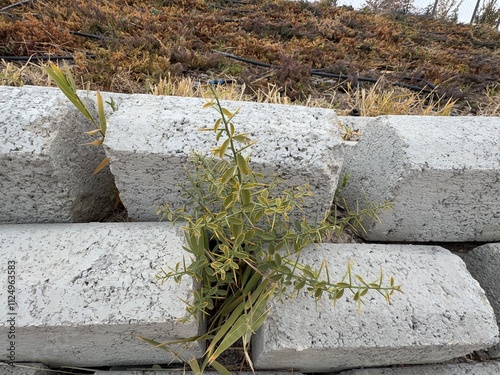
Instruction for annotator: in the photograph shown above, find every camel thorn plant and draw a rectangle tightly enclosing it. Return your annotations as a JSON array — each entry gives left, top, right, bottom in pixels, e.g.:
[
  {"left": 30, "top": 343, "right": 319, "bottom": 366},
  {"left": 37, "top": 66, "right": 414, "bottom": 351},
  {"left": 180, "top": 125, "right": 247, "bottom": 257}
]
[
  {"left": 44, "top": 62, "right": 110, "bottom": 175},
  {"left": 139, "top": 88, "right": 401, "bottom": 374}
]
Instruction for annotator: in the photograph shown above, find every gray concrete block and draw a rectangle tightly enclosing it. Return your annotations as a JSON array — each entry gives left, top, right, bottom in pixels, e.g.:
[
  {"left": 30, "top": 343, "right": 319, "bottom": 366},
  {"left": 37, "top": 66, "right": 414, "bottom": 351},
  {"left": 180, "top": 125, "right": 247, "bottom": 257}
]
[
  {"left": 0, "top": 363, "right": 51, "bottom": 375},
  {"left": 462, "top": 243, "right": 500, "bottom": 359},
  {"left": 0, "top": 223, "right": 203, "bottom": 367},
  {"left": 337, "top": 361, "right": 500, "bottom": 374},
  {"left": 0, "top": 85, "right": 115, "bottom": 223},
  {"left": 338, "top": 116, "right": 500, "bottom": 242},
  {"left": 103, "top": 95, "right": 343, "bottom": 222},
  {"left": 252, "top": 244, "right": 499, "bottom": 373}
]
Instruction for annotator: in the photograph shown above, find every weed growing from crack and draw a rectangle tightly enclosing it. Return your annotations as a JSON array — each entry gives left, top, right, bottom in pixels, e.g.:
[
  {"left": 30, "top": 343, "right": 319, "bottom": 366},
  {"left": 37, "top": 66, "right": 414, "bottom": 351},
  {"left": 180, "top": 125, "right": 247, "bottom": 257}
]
[{"left": 140, "top": 88, "right": 402, "bottom": 374}]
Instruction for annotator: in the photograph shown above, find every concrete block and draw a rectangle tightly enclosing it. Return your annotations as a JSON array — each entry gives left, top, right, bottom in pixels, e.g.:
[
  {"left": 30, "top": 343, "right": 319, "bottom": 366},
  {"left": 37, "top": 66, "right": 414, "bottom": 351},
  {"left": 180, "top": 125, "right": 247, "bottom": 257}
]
[
  {"left": 462, "top": 243, "right": 500, "bottom": 359},
  {"left": 252, "top": 244, "right": 499, "bottom": 373},
  {"left": 103, "top": 95, "right": 343, "bottom": 222},
  {"left": 337, "top": 361, "right": 500, "bottom": 374},
  {"left": 0, "top": 85, "right": 115, "bottom": 223},
  {"left": 338, "top": 116, "right": 500, "bottom": 242},
  {"left": 0, "top": 223, "right": 203, "bottom": 367},
  {"left": 0, "top": 363, "right": 51, "bottom": 375}
]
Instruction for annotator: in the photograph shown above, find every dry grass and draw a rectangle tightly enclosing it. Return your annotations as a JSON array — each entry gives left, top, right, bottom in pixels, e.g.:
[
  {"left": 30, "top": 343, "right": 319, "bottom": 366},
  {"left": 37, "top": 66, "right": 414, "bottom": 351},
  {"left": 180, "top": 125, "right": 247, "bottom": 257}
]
[
  {"left": 0, "top": 60, "right": 51, "bottom": 87},
  {"left": 347, "top": 79, "right": 458, "bottom": 116},
  {"left": 2, "top": 60, "right": 490, "bottom": 116},
  {"left": 478, "top": 84, "right": 500, "bottom": 116}
]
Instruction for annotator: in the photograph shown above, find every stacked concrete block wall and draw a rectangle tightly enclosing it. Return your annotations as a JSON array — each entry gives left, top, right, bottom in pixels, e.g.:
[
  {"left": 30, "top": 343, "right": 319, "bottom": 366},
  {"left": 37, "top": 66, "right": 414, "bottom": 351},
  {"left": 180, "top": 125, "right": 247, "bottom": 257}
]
[
  {"left": 0, "top": 223, "right": 204, "bottom": 367},
  {"left": 0, "top": 86, "right": 115, "bottom": 223},
  {"left": 103, "top": 94, "right": 344, "bottom": 223},
  {"left": 252, "top": 243, "right": 499, "bottom": 372},
  {"left": 1, "top": 85, "right": 500, "bottom": 373}
]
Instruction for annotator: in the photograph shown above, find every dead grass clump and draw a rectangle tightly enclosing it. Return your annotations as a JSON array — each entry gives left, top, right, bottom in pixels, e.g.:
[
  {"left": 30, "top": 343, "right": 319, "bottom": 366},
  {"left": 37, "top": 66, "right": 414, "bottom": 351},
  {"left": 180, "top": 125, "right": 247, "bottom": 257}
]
[
  {"left": 477, "top": 84, "right": 500, "bottom": 116},
  {"left": 0, "top": 60, "right": 51, "bottom": 87},
  {"left": 348, "top": 79, "right": 457, "bottom": 116}
]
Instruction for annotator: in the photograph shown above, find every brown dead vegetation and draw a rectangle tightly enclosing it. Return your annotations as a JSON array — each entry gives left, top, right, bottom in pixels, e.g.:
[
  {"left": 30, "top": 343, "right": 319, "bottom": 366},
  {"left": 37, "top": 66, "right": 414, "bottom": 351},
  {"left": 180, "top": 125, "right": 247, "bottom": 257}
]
[{"left": 0, "top": 0, "right": 499, "bottom": 115}]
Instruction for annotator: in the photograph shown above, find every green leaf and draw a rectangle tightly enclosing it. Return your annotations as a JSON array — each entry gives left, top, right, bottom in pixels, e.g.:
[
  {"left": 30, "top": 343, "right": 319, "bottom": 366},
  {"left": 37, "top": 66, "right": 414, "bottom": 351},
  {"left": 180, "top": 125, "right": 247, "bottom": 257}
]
[
  {"left": 227, "top": 216, "right": 243, "bottom": 226},
  {"left": 188, "top": 357, "right": 202, "bottom": 375},
  {"left": 208, "top": 313, "right": 250, "bottom": 364},
  {"left": 96, "top": 91, "right": 106, "bottom": 136},
  {"left": 260, "top": 232, "right": 274, "bottom": 241},
  {"left": 241, "top": 202, "right": 255, "bottom": 211},
  {"left": 219, "top": 138, "right": 230, "bottom": 158},
  {"left": 315, "top": 288, "right": 323, "bottom": 299},
  {"left": 241, "top": 189, "right": 251, "bottom": 204},
  {"left": 244, "top": 230, "right": 255, "bottom": 241},
  {"left": 294, "top": 279, "right": 306, "bottom": 290},
  {"left": 223, "top": 194, "right": 235, "bottom": 209},
  {"left": 63, "top": 62, "right": 77, "bottom": 91},
  {"left": 334, "top": 288, "right": 344, "bottom": 299},
  {"left": 211, "top": 360, "right": 232, "bottom": 375},
  {"left": 44, "top": 63, "right": 95, "bottom": 124},
  {"left": 274, "top": 253, "right": 282, "bottom": 266},
  {"left": 233, "top": 133, "right": 251, "bottom": 143},
  {"left": 221, "top": 108, "right": 233, "bottom": 118},
  {"left": 214, "top": 118, "right": 222, "bottom": 133},
  {"left": 236, "top": 153, "right": 249, "bottom": 175},
  {"left": 221, "top": 166, "right": 236, "bottom": 184}
]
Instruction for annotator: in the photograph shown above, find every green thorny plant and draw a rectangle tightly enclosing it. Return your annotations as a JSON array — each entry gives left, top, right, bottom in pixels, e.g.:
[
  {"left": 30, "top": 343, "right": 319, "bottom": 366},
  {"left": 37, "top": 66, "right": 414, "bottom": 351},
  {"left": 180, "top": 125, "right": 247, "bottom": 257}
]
[
  {"left": 44, "top": 62, "right": 115, "bottom": 175},
  {"left": 139, "top": 89, "right": 401, "bottom": 374}
]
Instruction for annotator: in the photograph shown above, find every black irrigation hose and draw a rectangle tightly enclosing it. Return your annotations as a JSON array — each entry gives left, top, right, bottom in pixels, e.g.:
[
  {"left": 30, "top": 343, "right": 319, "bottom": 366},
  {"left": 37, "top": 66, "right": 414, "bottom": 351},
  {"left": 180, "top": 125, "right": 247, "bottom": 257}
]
[
  {"left": 214, "top": 50, "right": 438, "bottom": 95},
  {"left": 0, "top": 0, "right": 32, "bottom": 13},
  {"left": 69, "top": 31, "right": 107, "bottom": 40},
  {"left": 0, "top": 55, "right": 95, "bottom": 61}
]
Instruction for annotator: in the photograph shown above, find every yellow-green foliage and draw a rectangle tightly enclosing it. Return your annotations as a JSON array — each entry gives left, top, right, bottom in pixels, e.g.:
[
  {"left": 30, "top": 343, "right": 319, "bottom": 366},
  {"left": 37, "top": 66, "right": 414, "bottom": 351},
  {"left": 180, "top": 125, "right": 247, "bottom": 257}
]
[
  {"left": 44, "top": 62, "right": 110, "bottom": 175},
  {"left": 141, "top": 90, "right": 401, "bottom": 374}
]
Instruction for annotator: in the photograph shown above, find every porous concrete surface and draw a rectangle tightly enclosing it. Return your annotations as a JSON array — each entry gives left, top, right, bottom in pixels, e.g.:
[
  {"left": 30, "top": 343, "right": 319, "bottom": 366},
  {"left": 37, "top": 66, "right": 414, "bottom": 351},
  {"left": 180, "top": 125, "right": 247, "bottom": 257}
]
[
  {"left": 0, "top": 363, "right": 51, "bottom": 375},
  {"left": 252, "top": 243, "right": 499, "bottom": 373},
  {"left": 462, "top": 243, "right": 500, "bottom": 359},
  {"left": 104, "top": 94, "right": 343, "bottom": 222},
  {"left": 339, "top": 116, "right": 500, "bottom": 242},
  {"left": 0, "top": 85, "right": 114, "bottom": 223},
  {"left": 336, "top": 361, "right": 500, "bottom": 374},
  {"left": 0, "top": 223, "right": 203, "bottom": 367}
]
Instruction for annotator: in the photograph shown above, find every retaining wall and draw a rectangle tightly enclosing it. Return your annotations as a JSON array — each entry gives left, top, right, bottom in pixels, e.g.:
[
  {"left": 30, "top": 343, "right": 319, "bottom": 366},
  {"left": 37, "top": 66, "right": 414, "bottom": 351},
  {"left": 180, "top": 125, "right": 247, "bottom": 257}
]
[{"left": 1, "top": 85, "right": 499, "bottom": 374}]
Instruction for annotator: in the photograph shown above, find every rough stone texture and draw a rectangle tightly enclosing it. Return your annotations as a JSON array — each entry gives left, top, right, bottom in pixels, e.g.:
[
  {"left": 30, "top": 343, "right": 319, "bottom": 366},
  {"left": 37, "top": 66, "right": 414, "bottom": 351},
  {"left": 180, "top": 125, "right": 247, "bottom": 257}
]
[
  {"left": 338, "top": 116, "right": 500, "bottom": 242},
  {"left": 462, "top": 243, "right": 500, "bottom": 359},
  {"left": 252, "top": 243, "right": 499, "bottom": 373},
  {"left": 104, "top": 94, "right": 343, "bottom": 222},
  {"left": 0, "top": 363, "right": 51, "bottom": 375},
  {"left": 0, "top": 223, "right": 203, "bottom": 367},
  {"left": 0, "top": 85, "right": 115, "bottom": 223},
  {"left": 337, "top": 361, "right": 500, "bottom": 374}
]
